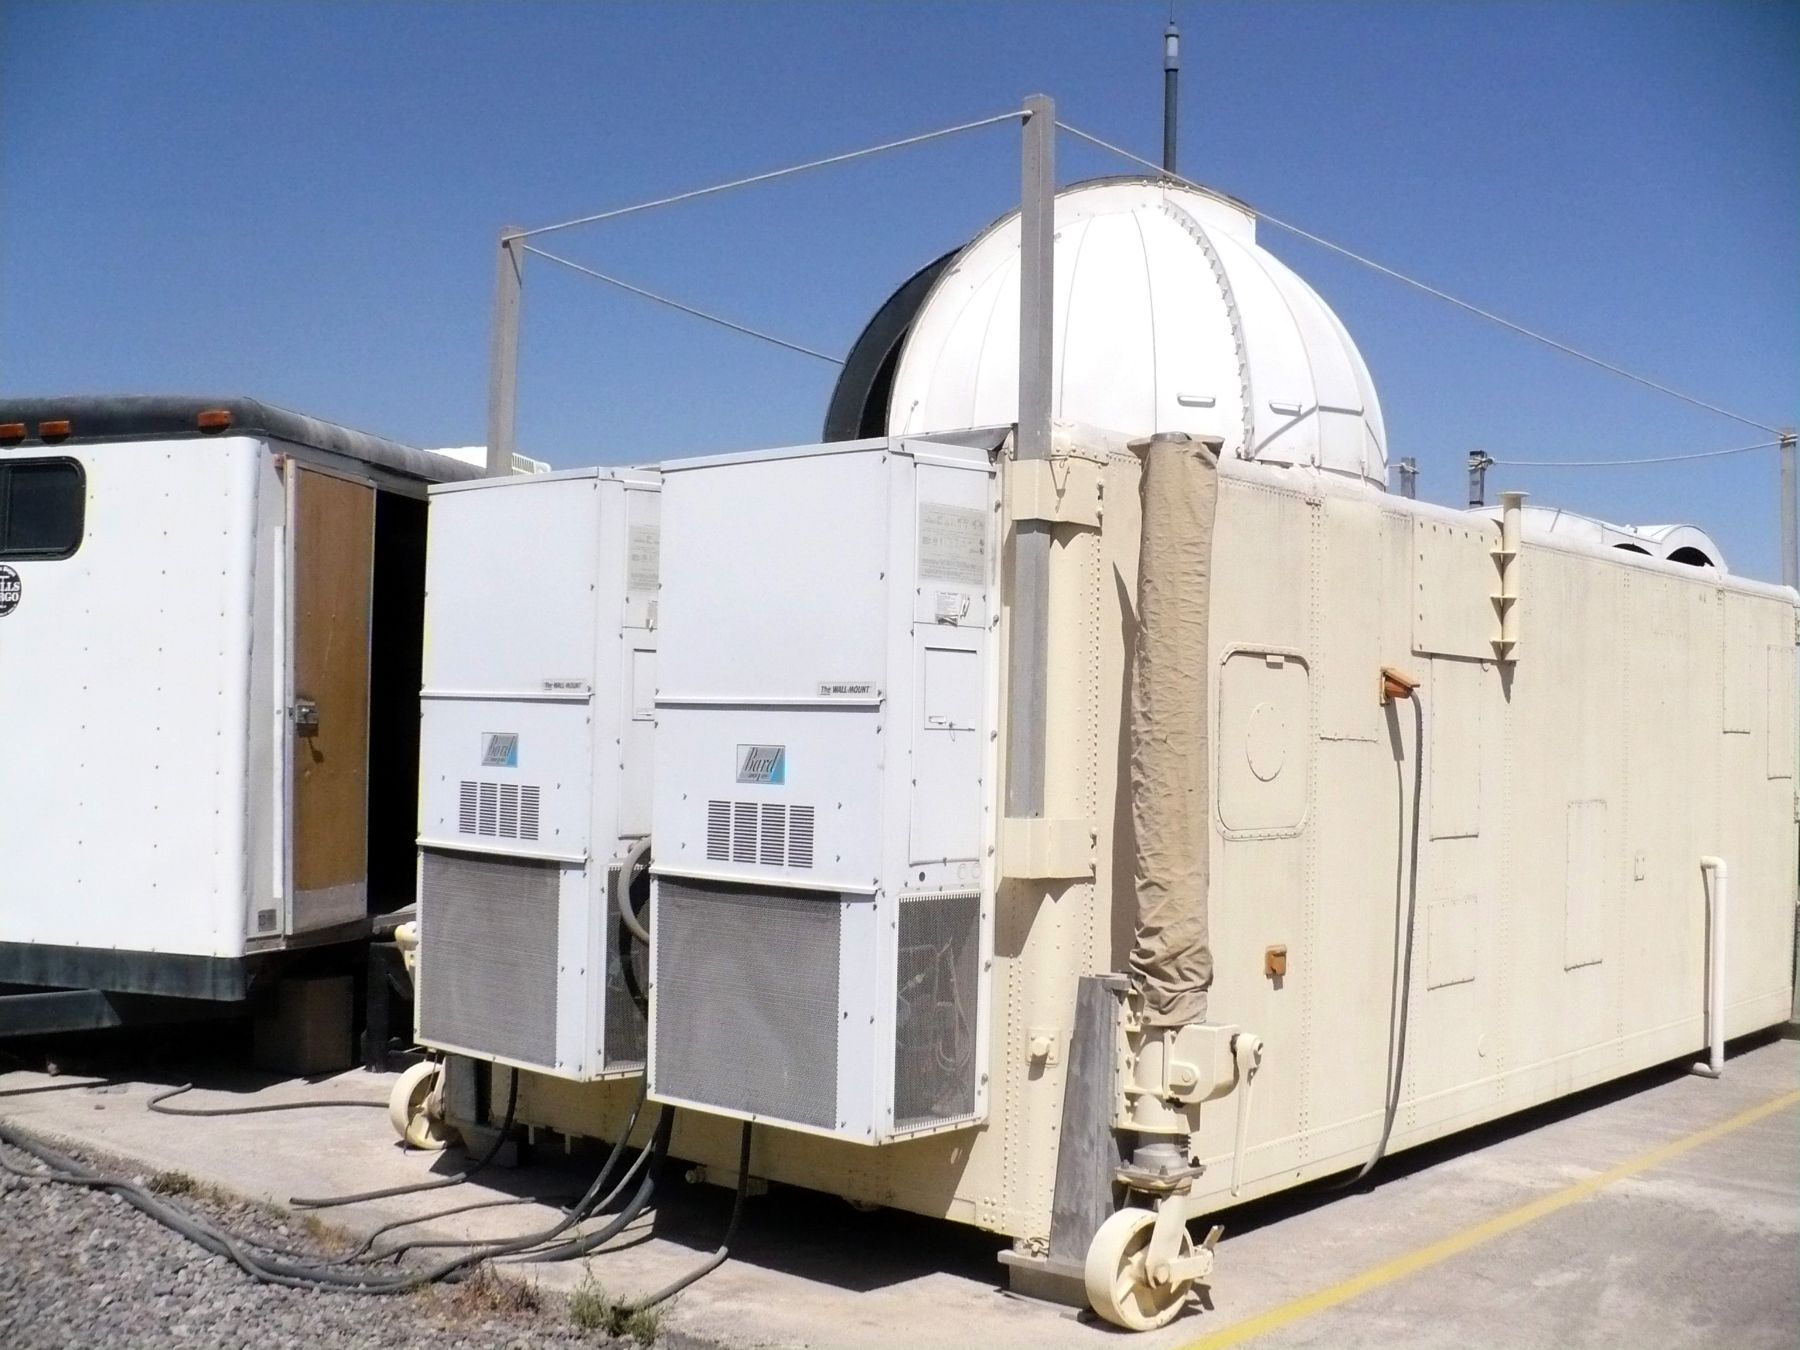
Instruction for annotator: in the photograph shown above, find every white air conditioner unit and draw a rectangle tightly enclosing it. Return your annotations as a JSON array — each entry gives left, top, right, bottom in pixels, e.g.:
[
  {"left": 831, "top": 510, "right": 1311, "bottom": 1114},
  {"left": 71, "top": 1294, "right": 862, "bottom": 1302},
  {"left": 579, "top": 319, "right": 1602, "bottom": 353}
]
[
  {"left": 649, "top": 433, "right": 1002, "bottom": 1142},
  {"left": 415, "top": 468, "right": 659, "bottom": 1080}
]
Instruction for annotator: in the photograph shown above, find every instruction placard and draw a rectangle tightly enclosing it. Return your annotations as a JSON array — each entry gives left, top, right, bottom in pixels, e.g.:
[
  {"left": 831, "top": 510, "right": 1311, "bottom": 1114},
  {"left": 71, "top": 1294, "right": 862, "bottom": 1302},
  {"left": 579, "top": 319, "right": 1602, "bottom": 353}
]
[
  {"left": 627, "top": 523, "right": 660, "bottom": 593},
  {"left": 918, "top": 503, "right": 986, "bottom": 586}
]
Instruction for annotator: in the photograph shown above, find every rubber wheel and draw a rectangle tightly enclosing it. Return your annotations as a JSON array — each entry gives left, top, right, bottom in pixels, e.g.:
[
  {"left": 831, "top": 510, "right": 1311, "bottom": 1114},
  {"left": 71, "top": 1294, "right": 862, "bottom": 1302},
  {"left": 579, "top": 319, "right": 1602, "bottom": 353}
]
[
  {"left": 1084, "top": 1206, "right": 1196, "bottom": 1331},
  {"left": 388, "top": 1061, "right": 457, "bottom": 1152}
]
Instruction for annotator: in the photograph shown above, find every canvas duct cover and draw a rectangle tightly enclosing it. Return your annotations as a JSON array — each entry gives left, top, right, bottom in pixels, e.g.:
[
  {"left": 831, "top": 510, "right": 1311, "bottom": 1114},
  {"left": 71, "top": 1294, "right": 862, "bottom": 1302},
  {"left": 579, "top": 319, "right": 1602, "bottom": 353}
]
[{"left": 1128, "top": 435, "right": 1219, "bottom": 1028}]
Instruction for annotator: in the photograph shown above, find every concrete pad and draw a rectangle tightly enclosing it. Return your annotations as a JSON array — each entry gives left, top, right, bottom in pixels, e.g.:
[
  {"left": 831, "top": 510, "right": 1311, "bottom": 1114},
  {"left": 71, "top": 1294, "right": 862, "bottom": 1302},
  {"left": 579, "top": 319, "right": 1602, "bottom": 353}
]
[{"left": 3, "top": 1036, "right": 1795, "bottom": 1349}]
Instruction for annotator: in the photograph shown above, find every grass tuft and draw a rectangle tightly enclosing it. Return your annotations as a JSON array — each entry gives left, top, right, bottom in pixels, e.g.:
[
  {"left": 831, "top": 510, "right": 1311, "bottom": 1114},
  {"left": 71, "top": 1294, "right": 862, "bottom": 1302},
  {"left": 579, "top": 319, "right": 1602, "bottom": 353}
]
[
  {"left": 569, "top": 1270, "right": 661, "bottom": 1344},
  {"left": 443, "top": 1263, "right": 540, "bottom": 1318}
]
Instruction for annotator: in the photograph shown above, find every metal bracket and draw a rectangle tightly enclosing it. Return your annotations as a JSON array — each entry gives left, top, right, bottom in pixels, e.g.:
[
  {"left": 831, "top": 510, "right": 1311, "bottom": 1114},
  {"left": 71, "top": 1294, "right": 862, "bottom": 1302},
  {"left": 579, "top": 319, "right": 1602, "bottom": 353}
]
[
  {"left": 1000, "top": 816, "right": 1095, "bottom": 880},
  {"left": 290, "top": 699, "right": 320, "bottom": 735},
  {"left": 1006, "top": 457, "right": 1102, "bottom": 529}
]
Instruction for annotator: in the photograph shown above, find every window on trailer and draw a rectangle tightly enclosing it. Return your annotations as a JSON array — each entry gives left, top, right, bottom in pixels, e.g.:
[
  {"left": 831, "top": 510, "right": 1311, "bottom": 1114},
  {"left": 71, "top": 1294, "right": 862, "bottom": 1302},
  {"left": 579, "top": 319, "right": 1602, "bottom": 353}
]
[{"left": 0, "top": 458, "right": 85, "bottom": 559}]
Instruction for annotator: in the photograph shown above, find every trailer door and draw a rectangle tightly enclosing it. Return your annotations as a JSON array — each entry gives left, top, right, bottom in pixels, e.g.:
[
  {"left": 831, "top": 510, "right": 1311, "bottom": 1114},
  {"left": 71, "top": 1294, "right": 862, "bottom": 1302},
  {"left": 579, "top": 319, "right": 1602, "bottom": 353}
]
[{"left": 287, "top": 463, "right": 375, "bottom": 935}]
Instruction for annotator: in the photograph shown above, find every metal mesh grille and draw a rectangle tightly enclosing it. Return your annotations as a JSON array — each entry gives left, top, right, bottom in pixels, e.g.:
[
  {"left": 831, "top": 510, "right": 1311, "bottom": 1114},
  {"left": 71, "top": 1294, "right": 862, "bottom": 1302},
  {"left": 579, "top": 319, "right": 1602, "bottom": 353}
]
[
  {"left": 418, "top": 851, "right": 560, "bottom": 1067},
  {"left": 893, "top": 891, "right": 980, "bottom": 1130},
  {"left": 654, "top": 878, "right": 840, "bottom": 1128},
  {"left": 601, "top": 862, "right": 649, "bottom": 1070}
]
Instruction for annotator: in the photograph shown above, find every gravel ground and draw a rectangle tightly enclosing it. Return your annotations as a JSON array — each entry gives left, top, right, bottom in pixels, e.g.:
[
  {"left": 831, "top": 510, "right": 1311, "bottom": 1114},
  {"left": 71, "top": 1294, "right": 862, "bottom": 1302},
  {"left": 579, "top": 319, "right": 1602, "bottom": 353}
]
[{"left": 0, "top": 1133, "right": 624, "bottom": 1349}]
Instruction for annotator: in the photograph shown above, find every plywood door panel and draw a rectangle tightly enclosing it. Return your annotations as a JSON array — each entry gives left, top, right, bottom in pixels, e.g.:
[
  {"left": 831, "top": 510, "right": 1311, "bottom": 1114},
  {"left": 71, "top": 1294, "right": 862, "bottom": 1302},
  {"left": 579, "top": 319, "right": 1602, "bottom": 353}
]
[{"left": 290, "top": 466, "right": 374, "bottom": 933}]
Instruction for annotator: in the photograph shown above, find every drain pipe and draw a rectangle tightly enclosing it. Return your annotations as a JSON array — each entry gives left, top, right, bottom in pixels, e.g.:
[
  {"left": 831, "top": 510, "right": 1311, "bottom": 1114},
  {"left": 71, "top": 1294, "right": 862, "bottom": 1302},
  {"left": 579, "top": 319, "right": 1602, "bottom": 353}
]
[{"left": 1693, "top": 856, "right": 1728, "bottom": 1078}]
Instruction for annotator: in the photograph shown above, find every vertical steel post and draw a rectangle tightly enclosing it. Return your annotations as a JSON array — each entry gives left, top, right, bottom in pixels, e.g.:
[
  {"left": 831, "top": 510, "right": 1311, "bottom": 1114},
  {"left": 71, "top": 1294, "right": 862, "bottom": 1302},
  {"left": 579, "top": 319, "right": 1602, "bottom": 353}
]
[
  {"left": 486, "top": 227, "right": 523, "bottom": 477},
  {"left": 1780, "top": 428, "right": 1797, "bottom": 593},
  {"left": 1162, "top": 22, "right": 1180, "bottom": 176},
  {"left": 1006, "top": 95, "right": 1055, "bottom": 819},
  {"left": 1467, "top": 450, "right": 1492, "bottom": 509},
  {"left": 1398, "top": 456, "right": 1418, "bottom": 500}
]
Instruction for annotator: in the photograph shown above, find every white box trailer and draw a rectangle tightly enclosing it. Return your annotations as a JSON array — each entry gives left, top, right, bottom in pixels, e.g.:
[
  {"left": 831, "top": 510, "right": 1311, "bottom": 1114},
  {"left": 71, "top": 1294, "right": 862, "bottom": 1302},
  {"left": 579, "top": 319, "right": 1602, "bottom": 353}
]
[
  {"left": 413, "top": 468, "right": 660, "bottom": 1081},
  {"left": 0, "top": 396, "right": 478, "bottom": 1005}
]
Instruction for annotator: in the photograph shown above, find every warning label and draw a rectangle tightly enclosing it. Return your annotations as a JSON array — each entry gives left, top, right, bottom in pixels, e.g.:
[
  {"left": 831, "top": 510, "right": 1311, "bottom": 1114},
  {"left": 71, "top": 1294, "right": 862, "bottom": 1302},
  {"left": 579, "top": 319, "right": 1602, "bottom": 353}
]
[
  {"left": 918, "top": 504, "right": 986, "bottom": 586},
  {"left": 628, "top": 523, "right": 659, "bottom": 593}
]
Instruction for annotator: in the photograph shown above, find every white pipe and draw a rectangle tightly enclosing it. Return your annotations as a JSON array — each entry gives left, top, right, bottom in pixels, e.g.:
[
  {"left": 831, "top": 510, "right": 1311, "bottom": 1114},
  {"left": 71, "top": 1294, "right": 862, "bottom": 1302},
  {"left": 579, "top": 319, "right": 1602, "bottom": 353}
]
[
  {"left": 1692, "top": 856, "right": 1728, "bottom": 1078},
  {"left": 615, "top": 836, "right": 652, "bottom": 944}
]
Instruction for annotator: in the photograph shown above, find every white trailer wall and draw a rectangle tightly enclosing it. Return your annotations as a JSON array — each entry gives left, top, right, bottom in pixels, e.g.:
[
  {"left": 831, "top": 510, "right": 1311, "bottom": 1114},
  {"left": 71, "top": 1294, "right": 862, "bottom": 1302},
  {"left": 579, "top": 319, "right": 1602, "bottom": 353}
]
[{"left": 0, "top": 437, "right": 262, "bottom": 961}]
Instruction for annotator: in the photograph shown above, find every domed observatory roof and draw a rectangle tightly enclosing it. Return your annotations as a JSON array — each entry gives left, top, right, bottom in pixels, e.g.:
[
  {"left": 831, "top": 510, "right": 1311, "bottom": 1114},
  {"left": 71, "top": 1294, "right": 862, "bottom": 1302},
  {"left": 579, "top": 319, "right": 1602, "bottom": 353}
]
[{"left": 877, "top": 178, "right": 1388, "bottom": 489}]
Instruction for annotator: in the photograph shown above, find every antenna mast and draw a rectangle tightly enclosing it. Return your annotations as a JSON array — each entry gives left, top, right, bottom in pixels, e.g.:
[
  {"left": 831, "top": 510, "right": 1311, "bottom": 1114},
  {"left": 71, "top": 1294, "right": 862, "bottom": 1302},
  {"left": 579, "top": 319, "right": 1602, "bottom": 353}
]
[{"left": 1162, "top": 17, "right": 1180, "bottom": 176}]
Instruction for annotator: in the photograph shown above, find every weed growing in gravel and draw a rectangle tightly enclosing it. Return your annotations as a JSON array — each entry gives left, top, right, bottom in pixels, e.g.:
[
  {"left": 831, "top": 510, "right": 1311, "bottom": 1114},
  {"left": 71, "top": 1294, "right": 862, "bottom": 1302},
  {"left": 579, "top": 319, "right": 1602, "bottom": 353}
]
[
  {"left": 569, "top": 1270, "right": 660, "bottom": 1344},
  {"left": 444, "top": 1263, "right": 540, "bottom": 1318},
  {"left": 147, "top": 1170, "right": 199, "bottom": 1196}
]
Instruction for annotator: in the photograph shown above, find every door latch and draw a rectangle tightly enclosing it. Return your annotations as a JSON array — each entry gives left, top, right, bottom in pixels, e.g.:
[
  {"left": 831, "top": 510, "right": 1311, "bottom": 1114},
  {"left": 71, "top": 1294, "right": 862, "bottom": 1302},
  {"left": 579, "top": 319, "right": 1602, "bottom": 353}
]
[{"left": 291, "top": 699, "right": 320, "bottom": 735}]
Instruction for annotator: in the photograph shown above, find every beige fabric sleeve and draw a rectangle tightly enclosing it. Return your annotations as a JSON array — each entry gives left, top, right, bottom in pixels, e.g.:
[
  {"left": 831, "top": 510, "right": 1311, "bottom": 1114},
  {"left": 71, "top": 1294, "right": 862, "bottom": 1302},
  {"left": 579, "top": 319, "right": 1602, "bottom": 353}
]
[{"left": 1127, "top": 435, "right": 1219, "bottom": 1029}]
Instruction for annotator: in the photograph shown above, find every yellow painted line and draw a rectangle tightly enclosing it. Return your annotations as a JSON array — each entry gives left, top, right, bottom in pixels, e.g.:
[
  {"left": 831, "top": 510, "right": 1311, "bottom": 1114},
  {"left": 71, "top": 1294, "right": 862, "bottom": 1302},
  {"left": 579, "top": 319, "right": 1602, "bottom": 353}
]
[{"left": 1179, "top": 1087, "right": 1800, "bottom": 1350}]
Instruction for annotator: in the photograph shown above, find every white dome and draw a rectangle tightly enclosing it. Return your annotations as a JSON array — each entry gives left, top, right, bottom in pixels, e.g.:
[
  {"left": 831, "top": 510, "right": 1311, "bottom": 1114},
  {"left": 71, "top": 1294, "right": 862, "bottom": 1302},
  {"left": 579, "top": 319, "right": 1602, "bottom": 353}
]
[{"left": 887, "top": 179, "right": 1388, "bottom": 488}]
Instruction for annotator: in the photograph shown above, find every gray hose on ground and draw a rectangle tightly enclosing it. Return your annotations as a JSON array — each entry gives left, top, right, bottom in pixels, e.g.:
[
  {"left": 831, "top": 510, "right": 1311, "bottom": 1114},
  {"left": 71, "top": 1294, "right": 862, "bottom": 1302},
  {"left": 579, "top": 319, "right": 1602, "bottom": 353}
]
[
  {"left": 0, "top": 1089, "right": 672, "bottom": 1291},
  {"left": 605, "top": 1119, "right": 752, "bottom": 1311},
  {"left": 513, "top": 1104, "right": 674, "bottom": 1263},
  {"left": 149, "top": 1083, "right": 387, "bottom": 1116},
  {"left": 289, "top": 1069, "right": 520, "bottom": 1210}
]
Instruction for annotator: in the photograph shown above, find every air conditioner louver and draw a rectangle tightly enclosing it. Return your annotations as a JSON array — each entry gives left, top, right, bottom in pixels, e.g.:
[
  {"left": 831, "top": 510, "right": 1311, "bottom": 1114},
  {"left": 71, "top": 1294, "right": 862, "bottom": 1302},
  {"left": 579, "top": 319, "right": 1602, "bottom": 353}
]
[
  {"left": 705, "top": 800, "right": 816, "bottom": 869},
  {"left": 459, "top": 781, "right": 541, "bottom": 841}
]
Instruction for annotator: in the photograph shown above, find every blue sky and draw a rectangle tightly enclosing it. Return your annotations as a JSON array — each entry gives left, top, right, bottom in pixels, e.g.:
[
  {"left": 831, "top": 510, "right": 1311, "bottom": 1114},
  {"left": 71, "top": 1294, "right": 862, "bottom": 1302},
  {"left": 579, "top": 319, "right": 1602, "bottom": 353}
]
[{"left": 3, "top": 1, "right": 1795, "bottom": 576}]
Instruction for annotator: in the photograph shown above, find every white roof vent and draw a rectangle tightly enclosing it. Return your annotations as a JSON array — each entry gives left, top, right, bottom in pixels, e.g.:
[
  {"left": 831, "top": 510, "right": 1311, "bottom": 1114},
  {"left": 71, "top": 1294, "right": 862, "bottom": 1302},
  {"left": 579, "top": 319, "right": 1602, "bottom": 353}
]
[{"left": 886, "top": 178, "right": 1388, "bottom": 489}]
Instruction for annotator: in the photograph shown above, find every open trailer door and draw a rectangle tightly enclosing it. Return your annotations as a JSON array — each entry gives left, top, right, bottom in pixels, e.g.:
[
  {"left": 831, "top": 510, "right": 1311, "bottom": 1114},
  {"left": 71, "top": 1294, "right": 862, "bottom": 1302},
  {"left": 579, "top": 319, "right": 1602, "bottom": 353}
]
[{"left": 287, "top": 461, "right": 375, "bottom": 936}]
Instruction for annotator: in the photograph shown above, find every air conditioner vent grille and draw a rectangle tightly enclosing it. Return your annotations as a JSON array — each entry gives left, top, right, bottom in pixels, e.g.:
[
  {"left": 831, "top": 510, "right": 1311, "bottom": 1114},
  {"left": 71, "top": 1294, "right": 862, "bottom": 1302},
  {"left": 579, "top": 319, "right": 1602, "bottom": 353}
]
[
  {"left": 459, "top": 781, "right": 541, "bottom": 841},
  {"left": 705, "top": 800, "right": 816, "bottom": 869},
  {"left": 706, "top": 800, "right": 731, "bottom": 861}
]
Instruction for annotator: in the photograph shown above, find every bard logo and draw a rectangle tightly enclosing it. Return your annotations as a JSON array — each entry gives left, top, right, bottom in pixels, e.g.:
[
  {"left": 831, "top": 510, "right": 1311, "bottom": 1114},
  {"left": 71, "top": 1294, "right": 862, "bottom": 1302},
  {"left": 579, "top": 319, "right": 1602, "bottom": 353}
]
[
  {"left": 0, "top": 566, "right": 19, "bottom": 617},
  {"left": 481, "top": 732, "right": 519, "bottom": 768},
  {"left": 735, "top": 744, "right": 786, "bottom": 785}
]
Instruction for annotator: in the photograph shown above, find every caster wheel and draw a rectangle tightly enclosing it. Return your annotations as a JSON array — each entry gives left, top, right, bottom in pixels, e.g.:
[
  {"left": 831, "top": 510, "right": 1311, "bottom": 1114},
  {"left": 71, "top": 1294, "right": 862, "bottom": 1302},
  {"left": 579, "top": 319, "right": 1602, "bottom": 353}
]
[
  {"left": 388, "top": 1061, "right": 458, "bottom": 1151},
  {"left": 1084, "top": 1206, "right": 1196, "bottom": 1331}
]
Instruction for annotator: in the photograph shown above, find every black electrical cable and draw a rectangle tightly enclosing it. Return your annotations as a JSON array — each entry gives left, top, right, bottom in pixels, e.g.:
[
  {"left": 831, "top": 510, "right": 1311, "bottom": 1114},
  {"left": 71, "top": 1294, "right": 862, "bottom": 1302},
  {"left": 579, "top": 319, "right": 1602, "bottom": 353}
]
[
  {"left": 0, "top": 1084, "right": 671, "bottom": 1292},
  {"left": 289, "top": 1069, "right": 520, "bottom": 1210},
  {"left": 361, "top": 1086, "right": 660, "bottom": 1263},
  {"left": 148, "top": 1083, "right": 388, "bottom": 1116},
  {"left": 1336, "top": 690, "right": 1426, "bottom": 1189},
  {"left": 603, "top": 1119, "right": 753, "bottom": 1311},
  {"left": 511, "top": 1106, "right": 672, "bottom": 1263},
  {"left": 345, "top": 1193, "right": 582, "bottom": 1263}
]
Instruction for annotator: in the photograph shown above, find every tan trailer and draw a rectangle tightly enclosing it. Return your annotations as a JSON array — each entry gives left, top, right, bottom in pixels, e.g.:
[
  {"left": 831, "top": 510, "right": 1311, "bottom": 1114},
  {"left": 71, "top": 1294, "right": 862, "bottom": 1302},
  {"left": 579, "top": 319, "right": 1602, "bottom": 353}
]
[{"left": 420, "top": 180, "right": 1796, "bottom": 1330}]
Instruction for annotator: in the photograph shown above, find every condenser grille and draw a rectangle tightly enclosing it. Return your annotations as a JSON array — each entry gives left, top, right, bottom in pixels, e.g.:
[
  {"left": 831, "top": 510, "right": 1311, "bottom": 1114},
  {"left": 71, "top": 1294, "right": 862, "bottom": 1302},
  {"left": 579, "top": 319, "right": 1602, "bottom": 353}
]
[
  {"left": 458, "top": 781, "right": 540, "bottom": 841},
  {"left": 654, "top": 878, "right": 840, "bottom": 1128},
  {"left": 418, "top": 851, "right": 560, "bottom": 1067},
  {"left": 704, "top": 800, "right": 815, "bottom": 868},
  {"left": 893, "top": 891, "right": 981, "bottom": 1131}
]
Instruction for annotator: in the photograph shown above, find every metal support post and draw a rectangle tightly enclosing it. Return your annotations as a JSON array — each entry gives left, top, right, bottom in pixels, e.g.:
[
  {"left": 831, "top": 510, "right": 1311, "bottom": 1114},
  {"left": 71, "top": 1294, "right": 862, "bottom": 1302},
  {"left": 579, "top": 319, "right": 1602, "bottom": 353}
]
[
  {"left": 1162, "top": 23, "right": 1180, "bottom": 176},
  {"left": 1398, "top": 456, "right": 1418, "bottom": 499},
  {"left": 1780, "top": 429, "right": 1796, "bottom": 594},
  {"left": 1005, "top": 94, "right": 1055, "bottom": 820},
  {"left": 1467, "top": 449, "right": 1492, "bottom": 509},
  {"left": 486, "top": 227, "right": 523, "bottom": 477}
]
